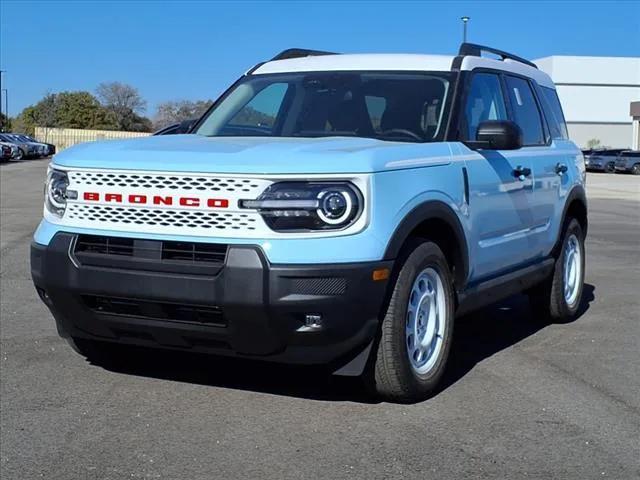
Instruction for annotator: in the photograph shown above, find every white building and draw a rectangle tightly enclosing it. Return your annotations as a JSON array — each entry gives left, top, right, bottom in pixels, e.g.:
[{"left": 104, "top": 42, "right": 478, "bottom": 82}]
[{"left": 534, "top": 56, "right": 640, "bottom": 149}]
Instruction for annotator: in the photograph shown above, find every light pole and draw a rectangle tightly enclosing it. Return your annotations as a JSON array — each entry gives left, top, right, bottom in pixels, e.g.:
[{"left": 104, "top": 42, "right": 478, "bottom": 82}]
[
  {"left": 461, "top": 16, "right": 470, "bottom": 43},
  {"left": 1, "top": 89, "right": 7, "bottom": 129},
  {"left": 0, "top": 70, "right": 4, "bottom": 130}
]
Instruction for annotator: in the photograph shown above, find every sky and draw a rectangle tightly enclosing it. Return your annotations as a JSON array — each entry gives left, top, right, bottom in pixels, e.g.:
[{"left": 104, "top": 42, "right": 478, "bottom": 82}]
[{"left": 1, "top": 0, "right": 639, "bottom": 118}]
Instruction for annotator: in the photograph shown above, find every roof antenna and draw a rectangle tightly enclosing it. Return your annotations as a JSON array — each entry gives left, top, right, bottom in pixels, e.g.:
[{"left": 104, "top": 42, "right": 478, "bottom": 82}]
[{"left": 461, "top": 16, "right": 470, "bottom": 43}]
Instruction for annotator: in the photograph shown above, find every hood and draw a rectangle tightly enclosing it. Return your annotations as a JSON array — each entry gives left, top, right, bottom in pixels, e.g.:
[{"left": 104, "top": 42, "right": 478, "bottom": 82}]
[{"left": 52, "top": 135, "right": 453, "bottom": 174}]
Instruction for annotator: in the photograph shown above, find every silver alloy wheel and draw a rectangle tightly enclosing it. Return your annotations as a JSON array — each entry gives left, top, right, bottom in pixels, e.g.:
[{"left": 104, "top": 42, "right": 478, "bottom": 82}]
[
  {"left": 406, "top": 267, "right": 446, "bottom": 375},
  {"left": 563, "top": 234, "right": 582, "bottom": 307}
]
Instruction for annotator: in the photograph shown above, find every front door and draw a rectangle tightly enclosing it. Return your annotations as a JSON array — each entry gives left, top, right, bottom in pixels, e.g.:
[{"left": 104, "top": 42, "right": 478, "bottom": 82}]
[{"left": 457, "top": 72, "right": 538, "bottom": 281}]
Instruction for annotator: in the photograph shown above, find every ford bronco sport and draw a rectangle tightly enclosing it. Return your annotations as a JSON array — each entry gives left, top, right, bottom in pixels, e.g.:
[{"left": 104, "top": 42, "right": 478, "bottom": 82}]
[{"left": 31, "top": 43, "right": 587, "bottom": 402}]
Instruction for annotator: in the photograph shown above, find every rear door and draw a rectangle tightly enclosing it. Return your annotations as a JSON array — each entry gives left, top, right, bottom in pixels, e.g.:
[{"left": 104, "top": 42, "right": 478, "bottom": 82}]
[
  {"left": 532, "top": 84, "right": 578, "bottom": 255},
  {"left": 458, "top": 71, "right": 537, "bottom": 281},
  {"left": 503, "top": 75, "right": 567, "bottom": 259}
]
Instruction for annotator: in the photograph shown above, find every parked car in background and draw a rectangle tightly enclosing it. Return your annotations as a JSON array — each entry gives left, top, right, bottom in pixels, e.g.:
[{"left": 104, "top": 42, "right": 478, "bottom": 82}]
[
  {"left": 614, "top": 150, "right": 640, "bottom": 175},
  {"left": 0, "top": 133, "right": 44, "bottom": 159},
  {"left": 584, "top": 149, "right": 623, "bottom": 173},
  {"left": 1, "top": 143, "right": 13, "bottom": 162},
  {"left": 19, "top": 134, "right": 56, "bottom": 156},
  {"left": 0, "top": 141, "right": 19, "bottom": 160},
  {"left": 16, "top": 134, "right": 49, "bottom": 157}
]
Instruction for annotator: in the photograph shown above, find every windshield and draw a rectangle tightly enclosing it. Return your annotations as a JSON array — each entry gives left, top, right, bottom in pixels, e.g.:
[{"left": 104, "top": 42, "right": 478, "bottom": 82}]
[{"left": 195, "top": 71, "right": 453, "bottom": 143}]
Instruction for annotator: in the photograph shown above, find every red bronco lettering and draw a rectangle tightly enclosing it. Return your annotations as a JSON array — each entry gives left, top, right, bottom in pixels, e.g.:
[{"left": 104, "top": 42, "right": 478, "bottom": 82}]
[{"left": 82, "top": 192, "right": 229, "bottom": 208}]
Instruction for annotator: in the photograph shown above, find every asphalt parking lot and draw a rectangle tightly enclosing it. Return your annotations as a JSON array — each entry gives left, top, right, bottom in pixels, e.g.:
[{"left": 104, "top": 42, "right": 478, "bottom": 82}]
[{"left": 1, "top": 159, "right": 639, "bottom": 479}]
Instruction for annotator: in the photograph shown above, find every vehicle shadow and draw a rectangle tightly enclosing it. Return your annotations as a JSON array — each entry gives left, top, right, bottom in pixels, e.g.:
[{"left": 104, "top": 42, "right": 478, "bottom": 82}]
[
  {"left": 438, "top": 283, "right": 595, "bottom": 394},
  {"left": 91, "top": 284, "right": 595, "bottom": 404}
]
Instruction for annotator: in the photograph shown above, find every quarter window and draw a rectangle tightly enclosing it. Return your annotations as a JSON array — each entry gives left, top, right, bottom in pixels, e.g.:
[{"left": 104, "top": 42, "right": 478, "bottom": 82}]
[
  {"left": 464, "top": 73, "right": 508, "bottom": 140},
  {"left": 505, "top": 76, "right": 545, "bottom": 145},
  {"left": 539, "top": 87, "right": 569, "bottom": 140}
]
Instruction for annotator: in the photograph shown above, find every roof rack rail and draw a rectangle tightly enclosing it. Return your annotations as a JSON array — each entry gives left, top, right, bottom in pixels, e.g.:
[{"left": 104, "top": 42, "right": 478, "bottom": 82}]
[
  {"left": 271, "top": 48, "right": 337, "bottom": 61},
  {"left": 458, "top": 42, "right": 538, "bottom": 69}
]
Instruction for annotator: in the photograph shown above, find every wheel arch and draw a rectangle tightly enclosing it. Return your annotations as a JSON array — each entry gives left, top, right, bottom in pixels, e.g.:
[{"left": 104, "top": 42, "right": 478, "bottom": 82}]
[
  {"left": 554, "top": 185, "right": 588, "bottom": 255},
  {"left": 383, "top": 201, "right": 469, "bottom": 291}
]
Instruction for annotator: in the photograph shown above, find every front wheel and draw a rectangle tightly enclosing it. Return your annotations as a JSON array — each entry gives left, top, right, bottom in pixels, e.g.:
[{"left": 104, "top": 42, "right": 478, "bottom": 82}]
[
  {"left": 366, "top": 240, "right": 455, "bottom": 403},
  {"left": 529, "top": 218, "right": 585, "bottom": 322}
]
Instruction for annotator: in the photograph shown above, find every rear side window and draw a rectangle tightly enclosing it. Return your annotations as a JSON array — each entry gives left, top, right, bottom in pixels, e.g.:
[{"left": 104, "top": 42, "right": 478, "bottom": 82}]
[
  {"left": 464, "top": 73, "right": 508, "bottom": 140},
  {"left": 539, "top": 87, "right": 568, "bottom": 140},
  {"left": 505, "top": 76, "right": 545, "bottom": 146}
]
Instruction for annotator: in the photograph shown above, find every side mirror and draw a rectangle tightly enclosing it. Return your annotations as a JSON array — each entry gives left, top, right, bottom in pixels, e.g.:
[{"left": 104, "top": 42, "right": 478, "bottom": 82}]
[
  {"left": 176, "top": 118, "right": 197, "bottom": 134},
  {"left": 467, "top": 120, "right": 523, "bottom": 150}
]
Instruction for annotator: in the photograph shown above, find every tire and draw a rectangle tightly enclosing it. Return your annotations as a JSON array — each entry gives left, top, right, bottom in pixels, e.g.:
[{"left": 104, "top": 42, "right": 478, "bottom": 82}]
[
  {"left": 605, "top": 162, "right": 615, "bottom": 173},
  {"left": 631, "top": 164, "right": 640, "bottom": 175},
  {"left": 529, "top": 218, "right": 585, "bottom": 322},
  {"left": 15, "top": 149, "right": 24, "bottom": 160},
  {"left": 366, "top": 240, "right": 455, "bottom": 403}
]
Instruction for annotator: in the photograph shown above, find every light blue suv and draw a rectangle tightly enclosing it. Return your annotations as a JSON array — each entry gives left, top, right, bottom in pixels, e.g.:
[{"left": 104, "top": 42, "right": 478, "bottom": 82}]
[{"left": 31, "top": 44, "right": 587, "bottom": 402}]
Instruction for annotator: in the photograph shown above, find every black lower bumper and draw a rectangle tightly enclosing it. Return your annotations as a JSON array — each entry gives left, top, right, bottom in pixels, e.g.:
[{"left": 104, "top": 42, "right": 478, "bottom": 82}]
[{"left": 31, "top": 233, "right": 392, "bottom": 368}]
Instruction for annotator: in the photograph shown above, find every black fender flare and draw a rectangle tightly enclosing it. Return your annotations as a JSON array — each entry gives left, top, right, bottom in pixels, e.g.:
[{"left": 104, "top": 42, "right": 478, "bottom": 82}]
[
  {"left": 553, "top": 185, "right": 588, "bottom": 255},
  {"left": 383, "top": 200, "right": 470, "bottom": 289}
]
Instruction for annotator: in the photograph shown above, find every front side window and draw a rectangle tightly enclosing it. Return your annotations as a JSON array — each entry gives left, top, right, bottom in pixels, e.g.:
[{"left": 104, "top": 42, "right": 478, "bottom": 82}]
[
  {"left": 464, "top": 73, "right": 508, "bottom": 140},
  {"left": 195, "top": 72, "right": 453, "bottom": 143},
  {"left": 505, "top": 76, "right": 545, "bottom": 145}
]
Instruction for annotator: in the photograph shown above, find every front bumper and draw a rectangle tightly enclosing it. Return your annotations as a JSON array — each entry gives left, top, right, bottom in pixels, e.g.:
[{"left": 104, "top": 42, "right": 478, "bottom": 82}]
[{"left": 31, "top": 233, "right": 392, "bottom": 367}]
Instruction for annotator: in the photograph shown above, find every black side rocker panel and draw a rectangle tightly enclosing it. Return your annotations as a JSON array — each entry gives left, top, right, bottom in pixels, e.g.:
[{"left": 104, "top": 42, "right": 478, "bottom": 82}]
[{"left": 456, "top": 258, "right": 555, "bottom": 316}]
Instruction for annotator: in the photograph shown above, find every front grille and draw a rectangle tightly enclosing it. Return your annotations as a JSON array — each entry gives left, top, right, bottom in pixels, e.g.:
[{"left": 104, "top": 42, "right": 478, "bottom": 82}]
[
  {"left": 66, "top": 204, "right": 258, "bottom": 231},
  {"left": 74, "top": 235, "right": 227, "bottom": 272},
  {"left": 76, "top": 235, "right": 134, "bottom": 256},
  {"left": 68, "top": 171, "right": 263, "bottom": 193},
  {"left": 82, "top": 295, "right": 226, "bottom": 327},
  {"left": 162, "top": 241, "right": 227, "bottom": 263}
]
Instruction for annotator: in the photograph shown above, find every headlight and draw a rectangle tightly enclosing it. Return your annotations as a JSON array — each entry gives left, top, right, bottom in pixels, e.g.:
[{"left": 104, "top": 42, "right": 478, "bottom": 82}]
[
  {"left": 240, "top": 181, "right": 363, "bottom": 232},
  {"left": 45, "top": 168, "right": 70, "bottom": 217}
]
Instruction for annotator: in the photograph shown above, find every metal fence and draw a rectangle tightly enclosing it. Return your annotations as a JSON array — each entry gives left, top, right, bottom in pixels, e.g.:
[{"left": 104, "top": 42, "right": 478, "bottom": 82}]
[{"left": 34, "top": 127, "right": 151, "bottom": 152}]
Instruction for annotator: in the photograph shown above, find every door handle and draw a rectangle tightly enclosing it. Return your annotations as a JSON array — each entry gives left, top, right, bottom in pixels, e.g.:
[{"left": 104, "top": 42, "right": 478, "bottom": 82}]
[
  {"left": 555, "top": 163, "right": 568, "bottom": 175},
  {"left": 513, "top": 166, "right": 531, "bottom": 181}
]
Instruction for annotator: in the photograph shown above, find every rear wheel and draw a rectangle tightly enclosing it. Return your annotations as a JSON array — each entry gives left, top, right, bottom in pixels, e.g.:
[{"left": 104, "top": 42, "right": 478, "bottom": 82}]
[
  {"left": 631, "top": 164, "right": 640, "bottom": 175},
  {"left": 366, "top": 240, "right": 455, "bottom": 403},
  {"left": 529, "top": 218, "right": 585, "bottom": 322}
]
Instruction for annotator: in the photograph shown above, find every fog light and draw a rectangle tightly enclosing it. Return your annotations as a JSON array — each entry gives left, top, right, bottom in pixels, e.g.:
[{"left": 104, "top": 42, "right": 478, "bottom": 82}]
[
  {"left": 305, "top": 314, "right": 322, "bottom": 328},
  {"left": 297, "top": 314, "right": 323, "bottom": 332}
]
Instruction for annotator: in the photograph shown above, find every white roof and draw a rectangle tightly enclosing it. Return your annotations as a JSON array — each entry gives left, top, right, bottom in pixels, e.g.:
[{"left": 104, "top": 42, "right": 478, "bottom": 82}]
[
  {"left": 252, "top": 52, "right": 555, "bottom": 88},
  {"left": 253, "top": 54, "right": 455, "bottom": 74}
]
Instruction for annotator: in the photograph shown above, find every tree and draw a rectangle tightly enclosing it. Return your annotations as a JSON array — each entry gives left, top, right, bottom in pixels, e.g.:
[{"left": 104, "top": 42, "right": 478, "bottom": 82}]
[
  {"left": 0, "top": 112, "right": 11, "bottom": 132},
  {"left": 154, "top": 99, "right": 212, "bottom": 129},
  {"left": 96, "top": 82, "right": 149, "bottom": 131},
  {"left": 586, "top": 138, "right": 601, "bottom": 149},
  {"left": 55, "top": 91, "right": 118, "bottom": 130},
  {"left": 13, "top": 91, "right": 118, "bottom": 135}
]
